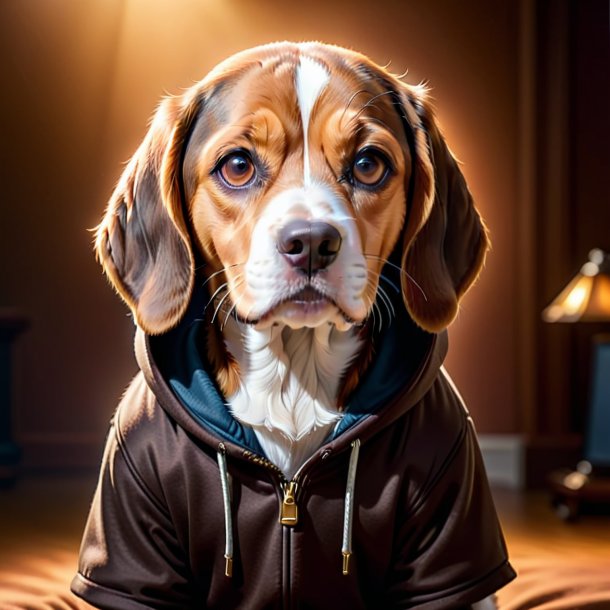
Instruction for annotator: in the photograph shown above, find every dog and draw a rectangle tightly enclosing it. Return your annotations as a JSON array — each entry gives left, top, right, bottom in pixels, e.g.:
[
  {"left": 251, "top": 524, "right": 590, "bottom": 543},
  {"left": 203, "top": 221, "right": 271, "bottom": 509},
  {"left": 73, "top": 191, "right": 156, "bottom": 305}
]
[{"left": 73, "top": 42, "right": 514, "bottom": 609}]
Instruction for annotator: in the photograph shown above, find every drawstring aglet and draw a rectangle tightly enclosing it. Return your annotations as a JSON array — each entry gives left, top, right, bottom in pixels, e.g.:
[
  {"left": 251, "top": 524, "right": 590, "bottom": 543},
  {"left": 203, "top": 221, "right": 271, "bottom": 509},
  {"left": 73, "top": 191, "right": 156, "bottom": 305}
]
[
  {"left": 342, "top": 551, "right": 352, "bottom": 575},
  {"left": 224, "top": 555, "right": 233, "bottom": 577}
]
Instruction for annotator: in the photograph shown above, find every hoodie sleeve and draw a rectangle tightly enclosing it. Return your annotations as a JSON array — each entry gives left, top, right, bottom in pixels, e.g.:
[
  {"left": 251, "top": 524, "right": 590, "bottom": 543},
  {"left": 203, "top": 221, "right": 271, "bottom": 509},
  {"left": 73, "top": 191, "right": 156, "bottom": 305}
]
[
  {"left": 384, "top": 378, "right": 516, "bottom": 609},
  {"left": 71, "top": 377, "right": 196, "bottom": 610}
]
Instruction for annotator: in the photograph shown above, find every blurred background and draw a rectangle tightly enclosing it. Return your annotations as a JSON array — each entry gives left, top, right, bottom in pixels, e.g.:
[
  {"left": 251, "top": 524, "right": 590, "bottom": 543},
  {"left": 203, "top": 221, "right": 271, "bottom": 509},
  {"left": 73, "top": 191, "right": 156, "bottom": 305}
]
[
  {"left": 1, "top": 0, "right": 608, "bottom": 484},
  {"left": 0, "top": 0, "right": 609, "bottom": 607}
]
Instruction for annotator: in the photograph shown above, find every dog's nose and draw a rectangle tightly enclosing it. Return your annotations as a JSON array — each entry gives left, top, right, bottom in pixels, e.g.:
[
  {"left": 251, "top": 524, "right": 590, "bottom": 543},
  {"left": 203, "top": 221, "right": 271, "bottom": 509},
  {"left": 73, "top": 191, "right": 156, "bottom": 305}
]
[{"left": 277, "top": 220, "right": 342, "bottom": 275}]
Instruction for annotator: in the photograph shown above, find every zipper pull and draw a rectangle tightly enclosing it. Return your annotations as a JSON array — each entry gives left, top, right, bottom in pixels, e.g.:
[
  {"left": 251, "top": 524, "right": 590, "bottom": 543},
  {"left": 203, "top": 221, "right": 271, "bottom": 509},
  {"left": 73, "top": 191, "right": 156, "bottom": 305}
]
[{"left": 280, "top": 481, "right": 299, "bottom": 526}]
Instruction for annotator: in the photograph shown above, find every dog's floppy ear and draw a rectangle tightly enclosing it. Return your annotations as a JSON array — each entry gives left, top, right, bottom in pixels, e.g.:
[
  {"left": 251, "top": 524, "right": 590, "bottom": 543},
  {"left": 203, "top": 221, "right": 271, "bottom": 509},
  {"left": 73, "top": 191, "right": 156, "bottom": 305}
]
[
  {"left": 95, "top": 93, "right": 201, "bottom": 334},
  {"left": 398, "top": 86, "right": 490, "bottom": 332}
]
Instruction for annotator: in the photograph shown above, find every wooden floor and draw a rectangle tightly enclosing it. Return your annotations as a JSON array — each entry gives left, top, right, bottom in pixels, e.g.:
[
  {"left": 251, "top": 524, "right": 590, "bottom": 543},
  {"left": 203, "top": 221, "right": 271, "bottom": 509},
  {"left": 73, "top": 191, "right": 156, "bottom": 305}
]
[
  {"left": 492, "top": 487, "right": 610, "bottom": 610},
  {"left": 0, "top": 476, "right": 98, "bottom": 609},
  {"left": 0, "top": 476, "right": 609, "bottom": 609}
]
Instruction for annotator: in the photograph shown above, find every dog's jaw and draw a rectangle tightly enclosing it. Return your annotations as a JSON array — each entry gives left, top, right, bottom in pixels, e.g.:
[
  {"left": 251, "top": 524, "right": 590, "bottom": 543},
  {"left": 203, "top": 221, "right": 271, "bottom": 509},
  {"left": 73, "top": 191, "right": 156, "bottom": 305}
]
[{"left": 223, "top": 319, "right": 362, "bottom": 478}]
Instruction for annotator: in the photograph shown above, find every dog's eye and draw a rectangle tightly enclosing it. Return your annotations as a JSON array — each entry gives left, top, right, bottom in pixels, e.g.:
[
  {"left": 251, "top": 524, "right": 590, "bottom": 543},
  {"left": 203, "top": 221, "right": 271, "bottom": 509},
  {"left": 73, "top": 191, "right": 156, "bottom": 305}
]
[
  {"left": 352, "top": 149, "right": 390, "bottom": 188},
  {"left": 218, "top": 151, "right": 256, "bottom": 188}
]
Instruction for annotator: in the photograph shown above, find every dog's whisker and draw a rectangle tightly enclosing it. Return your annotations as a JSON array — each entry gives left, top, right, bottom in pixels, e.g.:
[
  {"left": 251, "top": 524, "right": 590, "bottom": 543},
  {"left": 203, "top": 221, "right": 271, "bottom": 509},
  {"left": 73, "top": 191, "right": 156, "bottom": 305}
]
[
  {"left": 201, "top": 269, "right": 226, "bottom": 290},
  {"left": 204, "top": 282, "right": 231, "bottom": 313},
  {"left": 209, "top": 273, "right": 244, "bottom": 320},
  {"left": 203, "top": 283, "right": 228, "bottom": 313},
  {"left": 364, "top": 90, "right": 396, "bottom": 107},
  {"left": 377, "top": 290, "right": 396, "bottom": 331},
  {"left": 368, "top": 296, "right": 383, "bottom": 335},
  {"left": 365, "top": 267, "right": 401, "bottom": 293},
  {"left": 378, "top": 272, "right": 401, "bottom": 293},
  {"left": 363, "top": 295, "right": 375, "bottom": 332},
  {"left": 201, "top": 263, "right": 246, "bottom": 290},
  {"left": 207, "top": 272, "right": 245, "bottom": 316},
  {"left": 362, "top": 273, "right": 396, "bottom": 333},
  {"left": 212, "top": 289, "right": 235, "bottom": 324},
  {"left": 376, "top": 284, "right": 396, "bottom": 320},
  {"left": 373, "top": 299, "right": 384, "bottom": 334},
  {"left": 221, "top": 302, "right": 237, "bottom": 331},
  {"left": 344, "top": 105, "right": 392, "bottom": 133},
  {"left": 363, "top": 254, "right": 428, "bottom": 302},
  {"left": 364, "top": 289, "right": 384, "bottom": 334},
  {"left": 362, "top": 292, "right": 374, "bottom": 325},
  {"left": 208, "top": 293, "right": 228, "bottom": 321},
  {"left": 340, "top": 89, "right": 369, "bottom": 124},
  {"left": 351, "top": 90, "right": 395, "bottom": 122},
  {"left": 224, "top": 301, "right": 242, "bottom": 330},
  {"left": 221, "top": 279, "right": 246, "bottom": 331},
  {"left": 369, "top": 279, "right": 392, "bottom": 324}
]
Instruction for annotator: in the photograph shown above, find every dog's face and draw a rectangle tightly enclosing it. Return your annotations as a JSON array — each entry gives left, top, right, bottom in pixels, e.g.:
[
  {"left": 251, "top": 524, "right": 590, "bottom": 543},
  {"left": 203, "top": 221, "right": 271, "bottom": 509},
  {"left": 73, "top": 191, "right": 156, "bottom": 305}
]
[
  {"left": 96, "top": 42, "right": 488, "bottom": 340},
  {"left": 183, "top": 50, "right": 411, "bottom": 331}
]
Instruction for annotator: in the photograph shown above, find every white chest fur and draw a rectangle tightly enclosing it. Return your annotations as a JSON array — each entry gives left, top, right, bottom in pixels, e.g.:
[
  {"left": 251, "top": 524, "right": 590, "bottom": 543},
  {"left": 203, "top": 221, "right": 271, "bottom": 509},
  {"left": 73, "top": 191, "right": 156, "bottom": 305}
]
[{"left": 223, "top": 322, "right": 362, "bottom": 478}]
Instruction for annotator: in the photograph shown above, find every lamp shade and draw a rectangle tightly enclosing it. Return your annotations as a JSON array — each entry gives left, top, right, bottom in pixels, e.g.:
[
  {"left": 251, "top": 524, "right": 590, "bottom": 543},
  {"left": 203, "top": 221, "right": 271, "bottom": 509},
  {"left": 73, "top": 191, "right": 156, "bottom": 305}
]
[{"left": 543, "top": 249, "right": 610, "bottom": 323}]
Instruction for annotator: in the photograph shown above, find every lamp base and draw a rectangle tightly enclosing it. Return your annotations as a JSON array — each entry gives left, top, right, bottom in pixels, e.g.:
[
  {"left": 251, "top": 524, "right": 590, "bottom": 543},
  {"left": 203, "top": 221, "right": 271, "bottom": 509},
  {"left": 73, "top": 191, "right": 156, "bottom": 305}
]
[{"left": 548, "top": 461, "right": 610, "bottom": 521}]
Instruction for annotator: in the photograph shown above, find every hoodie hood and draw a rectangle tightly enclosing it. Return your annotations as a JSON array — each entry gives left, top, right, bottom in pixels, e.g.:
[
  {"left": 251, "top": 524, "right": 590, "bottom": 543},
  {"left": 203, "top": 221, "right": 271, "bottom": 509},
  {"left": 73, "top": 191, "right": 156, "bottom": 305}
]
[{"left": 141, "top": 261, "right": 448, "bottom": 457}]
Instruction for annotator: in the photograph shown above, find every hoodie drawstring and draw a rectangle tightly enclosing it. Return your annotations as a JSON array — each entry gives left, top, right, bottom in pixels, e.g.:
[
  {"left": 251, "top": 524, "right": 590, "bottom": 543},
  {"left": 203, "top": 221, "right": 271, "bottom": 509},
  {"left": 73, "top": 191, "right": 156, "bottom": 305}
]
[
  {"left": 342, "top": 438, "right": 361, "bottom": 576},
  {"left": 218, "top": 439, "right": 361, "bottom": 578},
  {"left": 217, "top": 443, "right": 234, "bottom": 577}
]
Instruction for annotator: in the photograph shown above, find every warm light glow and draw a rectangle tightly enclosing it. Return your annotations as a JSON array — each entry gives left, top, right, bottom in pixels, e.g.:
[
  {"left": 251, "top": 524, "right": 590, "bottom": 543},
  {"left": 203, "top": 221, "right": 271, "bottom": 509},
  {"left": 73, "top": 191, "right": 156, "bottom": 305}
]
[
  {"left": 563, "top": 280, "right": 591, "bottom": 315},
  {"left": 542, "top": 275, "right": 592, "bottom": 322},
  {"left": 542, "top": 250, "right": 610, "bottom": 323}
]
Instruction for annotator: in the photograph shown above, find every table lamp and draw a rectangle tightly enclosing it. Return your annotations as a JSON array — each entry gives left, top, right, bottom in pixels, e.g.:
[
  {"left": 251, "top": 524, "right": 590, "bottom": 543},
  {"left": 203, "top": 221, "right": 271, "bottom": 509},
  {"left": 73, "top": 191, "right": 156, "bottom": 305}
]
[{"left": 542, "top": 249, "right": 610, "bottom": 519}]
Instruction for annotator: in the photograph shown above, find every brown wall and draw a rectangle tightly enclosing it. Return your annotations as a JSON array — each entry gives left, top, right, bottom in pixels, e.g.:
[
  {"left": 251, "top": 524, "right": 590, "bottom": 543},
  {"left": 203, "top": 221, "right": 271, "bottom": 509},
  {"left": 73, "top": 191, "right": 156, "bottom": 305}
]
[
  {"left": 529, "top": 0, "right": 610, "bottom": 468},
  {"left": 1, "top": 0, "right": 602, "bottom": 471}
]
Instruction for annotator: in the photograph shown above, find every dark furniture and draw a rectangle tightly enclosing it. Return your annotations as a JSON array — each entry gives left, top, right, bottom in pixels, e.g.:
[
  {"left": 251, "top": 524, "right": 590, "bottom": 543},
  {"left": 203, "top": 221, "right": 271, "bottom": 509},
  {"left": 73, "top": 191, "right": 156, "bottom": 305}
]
[{"left": 0, "top": 311, "right": 29, "bottom": 488}]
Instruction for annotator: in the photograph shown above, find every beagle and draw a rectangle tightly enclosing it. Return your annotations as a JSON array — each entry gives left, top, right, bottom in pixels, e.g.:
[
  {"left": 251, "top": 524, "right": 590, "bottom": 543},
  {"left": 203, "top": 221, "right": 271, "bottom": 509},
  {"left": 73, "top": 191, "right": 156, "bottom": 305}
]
[{"left": 95, "top": 41, "right": 488, "bottom": 480}]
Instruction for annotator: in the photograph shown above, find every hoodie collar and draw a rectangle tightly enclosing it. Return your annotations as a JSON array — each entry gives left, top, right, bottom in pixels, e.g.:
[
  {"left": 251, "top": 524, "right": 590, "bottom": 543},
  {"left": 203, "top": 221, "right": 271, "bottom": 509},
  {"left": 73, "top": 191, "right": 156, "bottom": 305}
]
[{"left": 147, "top": 308, "right": 265, "bottom": 454}]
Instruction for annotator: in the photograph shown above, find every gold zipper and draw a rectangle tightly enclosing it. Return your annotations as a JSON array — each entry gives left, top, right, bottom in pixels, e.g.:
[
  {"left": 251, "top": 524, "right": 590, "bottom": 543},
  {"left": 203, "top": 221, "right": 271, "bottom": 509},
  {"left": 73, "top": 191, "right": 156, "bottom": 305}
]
[
  {"left": 242, "top": 450, "right": 284, "bottom": 475},
  {"left": 242, "top": 450, "right": 301, "bottom": 527},
  {"left": 280, "top": 481, "right": 299, "bottom": 526}
]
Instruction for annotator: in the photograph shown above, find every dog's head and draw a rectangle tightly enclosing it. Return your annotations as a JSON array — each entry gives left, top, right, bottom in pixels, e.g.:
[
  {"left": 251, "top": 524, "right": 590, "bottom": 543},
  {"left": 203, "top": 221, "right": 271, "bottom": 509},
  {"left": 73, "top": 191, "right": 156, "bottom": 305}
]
[{"left": 96, "top": 42, "right": 488, "bottom": 341}]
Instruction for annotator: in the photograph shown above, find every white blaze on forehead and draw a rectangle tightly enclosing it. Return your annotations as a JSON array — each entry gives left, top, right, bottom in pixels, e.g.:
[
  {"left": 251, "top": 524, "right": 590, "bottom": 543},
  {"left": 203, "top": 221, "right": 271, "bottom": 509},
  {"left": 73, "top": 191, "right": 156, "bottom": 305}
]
[{"left": 295, "top": 56, "right": 330, "bottom": 185}]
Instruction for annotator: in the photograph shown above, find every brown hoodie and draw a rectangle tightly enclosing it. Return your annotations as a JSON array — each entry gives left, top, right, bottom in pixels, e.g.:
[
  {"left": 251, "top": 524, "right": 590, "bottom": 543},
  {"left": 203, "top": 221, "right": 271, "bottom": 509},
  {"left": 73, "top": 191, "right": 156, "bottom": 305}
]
[{"left": 71, "top": 302, "right": 515, "bottom": 609}]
